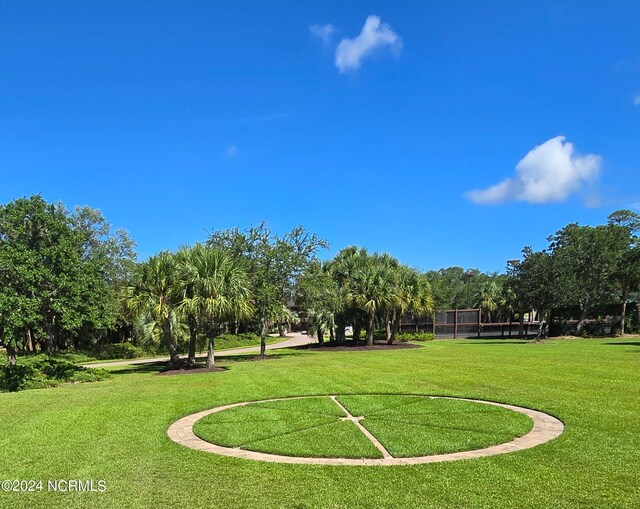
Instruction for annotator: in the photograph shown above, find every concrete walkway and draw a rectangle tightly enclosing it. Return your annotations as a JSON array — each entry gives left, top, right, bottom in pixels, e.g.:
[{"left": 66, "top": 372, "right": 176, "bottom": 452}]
[
  {"left": 83, "top": 333, "right": 315, "bottom": 369},
  {"left": 167, "top": 395, "right": 564, "bottom": 466}
]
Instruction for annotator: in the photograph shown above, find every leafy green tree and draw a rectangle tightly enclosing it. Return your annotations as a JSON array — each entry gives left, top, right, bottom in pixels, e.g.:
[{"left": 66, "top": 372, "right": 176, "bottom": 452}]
[
  {"left": 607, "top": 210, "right": 640, "bottom": 334},
  {"left": 208, "top": 222, "right": 327, "bottom": 356},
  {"left": 0, "top": 195, "right": 133, "bottom": 363},
  {"left": 548, "top": 223, "right": 626, "bottom": 335},
  {"left": 507, "top": 248, "right": 555, "bottom": 338}
]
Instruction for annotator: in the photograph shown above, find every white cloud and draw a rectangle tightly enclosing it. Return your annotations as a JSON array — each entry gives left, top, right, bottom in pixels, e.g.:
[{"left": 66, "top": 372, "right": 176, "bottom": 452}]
[
  {"left": 634, "top": 94, "right": 640, "bottom": 105},
  {"left": 226, "top": 145, "right": 238, "bottom": 157},
  {"left": 466, "top": 136, "right": 602, "bottom": 205},
  {"left": 310, "top": 23, "right": 335, "bottom": 45},
  {"left": 334, "top": 16, "right": 402, "bottom": 72}
]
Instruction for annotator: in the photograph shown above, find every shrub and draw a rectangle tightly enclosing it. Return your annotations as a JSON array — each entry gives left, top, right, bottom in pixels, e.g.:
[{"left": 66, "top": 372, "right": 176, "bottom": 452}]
[
  {"left": 93, "top": 343, "right": 146, "bottom": 360},
  {"left": 0, "top": 357, "right": 110, "bottom": 392},
  {"left": 396, "top": 332, "right": 434, "bottom": 342}
]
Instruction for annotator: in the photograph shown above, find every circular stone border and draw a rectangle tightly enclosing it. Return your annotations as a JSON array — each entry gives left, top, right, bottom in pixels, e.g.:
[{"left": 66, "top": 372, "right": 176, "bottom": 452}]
[{"left": 167, "top": 395, "right": 564, "bottom": 466}]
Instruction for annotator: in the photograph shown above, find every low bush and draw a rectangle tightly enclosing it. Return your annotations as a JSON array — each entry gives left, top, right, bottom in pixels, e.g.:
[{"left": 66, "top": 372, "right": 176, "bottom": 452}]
[
  {"left": 0, "top": 357, "right": 110, "bottom": 392},
  {"left": 359, "top": 330, "right": 435, "bottom": 342},
  {"left": 396, "top": 332, "right": 434, "bottom": 342},
  {"left": 92, "top": 343, "right": 146, "bottom": 360}
]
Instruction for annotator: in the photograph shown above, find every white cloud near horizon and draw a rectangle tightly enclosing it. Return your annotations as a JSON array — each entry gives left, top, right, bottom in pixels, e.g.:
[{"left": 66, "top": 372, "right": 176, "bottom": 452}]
[
  {"left": 334, "top": 16, "right": 402, "bottom": 72},
  {"left": 310, "top": 23, "right": 335, "bottom": 45},
  {"left": 466, "top": 136, "right": 602, "bottom": 205}
]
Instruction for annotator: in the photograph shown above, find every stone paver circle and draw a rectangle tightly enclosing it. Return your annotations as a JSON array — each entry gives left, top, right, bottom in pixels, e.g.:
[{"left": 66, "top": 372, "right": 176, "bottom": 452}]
[{"left": 167, "top": 394, "right": 564, "bottom": 466}]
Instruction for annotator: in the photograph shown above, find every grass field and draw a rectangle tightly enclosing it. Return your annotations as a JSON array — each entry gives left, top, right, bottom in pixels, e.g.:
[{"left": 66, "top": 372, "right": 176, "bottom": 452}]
[
  {"left": 194, "top": 395, "right": 532, "bottom": 458},
  {"left": 0, "top": 337, "right": 639, "bottom": 508}
]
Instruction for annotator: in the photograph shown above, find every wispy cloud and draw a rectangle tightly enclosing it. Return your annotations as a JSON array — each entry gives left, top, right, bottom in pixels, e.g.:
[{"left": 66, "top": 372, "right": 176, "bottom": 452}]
[
  {"left": 226, "top": 145, "right": 238, "bottom": 157},
  {"left": 634, "top": 94, "right": 640, "bottom": 105},
  {"left": 334, "top": 16, "right": 402, "bottom": 72},
  {"left": 310, "top": 23, "right": 336, "bottom": 45},
  {"left": 466, "top": 136, "right": 602, "bottom": 205}
]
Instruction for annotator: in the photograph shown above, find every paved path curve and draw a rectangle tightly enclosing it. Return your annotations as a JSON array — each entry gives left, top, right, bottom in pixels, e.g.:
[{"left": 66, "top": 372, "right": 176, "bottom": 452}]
[
  {"left": 83, "top": 333, "right": 315, "bottom": 369},
  {"left": 167, "top": 395, "right": 564, "bottom": 466}
]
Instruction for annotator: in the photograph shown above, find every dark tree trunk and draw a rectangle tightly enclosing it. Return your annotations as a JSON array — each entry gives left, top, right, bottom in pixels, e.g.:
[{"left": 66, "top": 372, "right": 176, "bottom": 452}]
[
  {"left": 316, "top": 327, "right": 324, "bottom": 345},
  {"left": 620, "top": 286, "right": 629, "bottom": 335},
  {"left": 260, "top": 318, "right": 268, "bottom": 357},
  {"left": 328, "top": 327, "right": 335, "bottom": 343},
  {"left": 576, "top": 305, "right": 589, "bottom": 336},
  {"left": 366, "top": 313, "right": 375, "bottom": 346},
  {"left": 389, "top": 310, "right": 399, "bottom": 345},
  {"left": 335, "top": 317, "right": 346, "bottom": 344},
  {"left": 518, "top": 309, "right": 524, "bottom": 338},
  {"left": 6, "top": 343, "right": 17, "bottom": 366},
  {"left": 187, "top": 319, "right": 198, "bottom": 366},
  {"left": 352, "top": 324, "right": 361, "bottom": 345}
]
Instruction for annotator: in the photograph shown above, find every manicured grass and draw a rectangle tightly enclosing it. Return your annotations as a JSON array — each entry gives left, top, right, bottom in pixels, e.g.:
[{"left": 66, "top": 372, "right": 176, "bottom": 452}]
[
  {"left": 194, "top": 396, "right": 382, "bottom": 458},
  {"left": 337, "top": 395, "right": 533, "bottom": 457},
  {"left": 194, "top": 395, "right": 532, "bottom": 459},
  {"left": 1, "top": 337, "right": 639, "bottom": 508}
]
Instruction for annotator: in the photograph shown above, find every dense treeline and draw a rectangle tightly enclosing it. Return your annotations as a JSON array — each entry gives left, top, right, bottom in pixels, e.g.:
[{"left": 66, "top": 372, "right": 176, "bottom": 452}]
[
  {"left": 0, "top": 196, "right": 135, "bottom": 364},
  {"left": 2, "top": 195, "right": 639, "bottom": 368}
]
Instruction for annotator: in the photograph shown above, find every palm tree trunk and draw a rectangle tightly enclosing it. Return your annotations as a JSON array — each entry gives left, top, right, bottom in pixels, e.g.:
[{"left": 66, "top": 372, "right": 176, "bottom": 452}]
[
  {"left": 352, "top": 324, "right": 361, "bottom": 345},
  {"left": 385, "top": 312, "right": 392, "bottom": 342},
  {"left": 389, "top": 310, "right": 399, "bottom": 345},
  {"left": 335, "top": 317, "right": 345, "bottom": 344},
  {"left": 206, "top": 336, "right": 215, "bottom": 367},
  {"left": 187, "top": 319, "right": 198, "bottom": 366},
  {"left": 260, "top": 317, "right": 268, "bottom": 357},
  {"left": 366, "top": 313, "right": 375, "bottom": 346},
  {"left": 316, "top": 327, "right": 324, "bottom": 345},
  {"left": 162, "top": 322, "right": 180, "bottom": 367}
]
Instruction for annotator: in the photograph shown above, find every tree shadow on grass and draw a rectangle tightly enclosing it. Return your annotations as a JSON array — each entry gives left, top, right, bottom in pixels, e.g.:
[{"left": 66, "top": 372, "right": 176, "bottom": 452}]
[
  {"left": 107, "top": 352, "right": 302, "bottom": 376},
  {"left": 456, "top": 340, "right": 531, "bottom": 345},
  {"left": 605, "top": 341, "right": 640, "bottom": 347}
]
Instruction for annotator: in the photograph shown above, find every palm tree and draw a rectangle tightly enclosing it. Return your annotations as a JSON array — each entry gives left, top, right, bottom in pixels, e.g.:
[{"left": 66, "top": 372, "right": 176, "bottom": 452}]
[
  {"left": 126, "top": 252, "right": 182, "bottom": 367},
  {"left": 346, "top": 257, "right": 398, "bottom": 346},
  {"left": 388, "top": 268, "right": 434, "bottom": 344},
  {"left": 177, "top": 245, "right": 253, "bottom": 368}
]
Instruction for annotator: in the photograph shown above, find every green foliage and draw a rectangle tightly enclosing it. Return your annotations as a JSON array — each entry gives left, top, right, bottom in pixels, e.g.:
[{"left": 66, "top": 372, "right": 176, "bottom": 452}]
[
  {"left": 396, "top": 332, "right": 434, "bottom": 342},
  {"left": 0, "top": 195, "right": 136, "bottom": 358},
  {"left": 207, "top": 222, "right": 327, "bottom": 350},
  {"left": 0, "top": 356, "right": 110, "bottom": 392},
  {"left": 93, "top": 343, "right": 146, "bottom": 360}
]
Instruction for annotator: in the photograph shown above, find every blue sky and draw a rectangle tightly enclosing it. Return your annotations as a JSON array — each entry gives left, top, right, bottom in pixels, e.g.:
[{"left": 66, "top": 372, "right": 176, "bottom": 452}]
[{"left": 1, "top": 1, "right": 639, "bottom": 272}]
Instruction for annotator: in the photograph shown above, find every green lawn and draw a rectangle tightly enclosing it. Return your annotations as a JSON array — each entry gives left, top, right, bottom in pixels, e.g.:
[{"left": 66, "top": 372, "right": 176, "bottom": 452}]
[
  {"left": 337, "top": 395, "right": 533, "bottom": 457},
  {"left": 1, "top": 337, "right": 639, "bottom": 508},
  {"left": 194, "top": 395, "right": 532, "bottom": 459}
]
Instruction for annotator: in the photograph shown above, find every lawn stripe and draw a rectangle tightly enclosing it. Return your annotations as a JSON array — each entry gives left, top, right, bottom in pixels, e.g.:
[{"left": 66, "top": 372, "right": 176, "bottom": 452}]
[{"left": 329, "top": 395, "right": 393, "bottom": 459}]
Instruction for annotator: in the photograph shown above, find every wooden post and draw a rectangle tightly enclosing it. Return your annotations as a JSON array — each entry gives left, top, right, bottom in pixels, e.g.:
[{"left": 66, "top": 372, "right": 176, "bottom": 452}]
[{"left": 454, "top": 309, "right": 458, "bottom": 339}]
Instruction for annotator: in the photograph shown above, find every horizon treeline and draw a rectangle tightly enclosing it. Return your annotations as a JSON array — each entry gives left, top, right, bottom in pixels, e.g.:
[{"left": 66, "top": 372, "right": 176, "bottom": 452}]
[{"left": 1, "top": 195, "right": 639, "bottom": 364}]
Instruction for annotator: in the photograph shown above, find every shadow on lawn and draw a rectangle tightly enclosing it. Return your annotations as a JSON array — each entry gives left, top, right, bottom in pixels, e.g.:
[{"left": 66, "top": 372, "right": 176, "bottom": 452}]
[
  {"left": 456, "top": 340, "right": 531, "bottom": 345},
  {"left": 605, "top": 341, "right": 640, "bottom": 347},
  {"left": 107, "top": 353, "right": 295, "bottom": 376}
]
